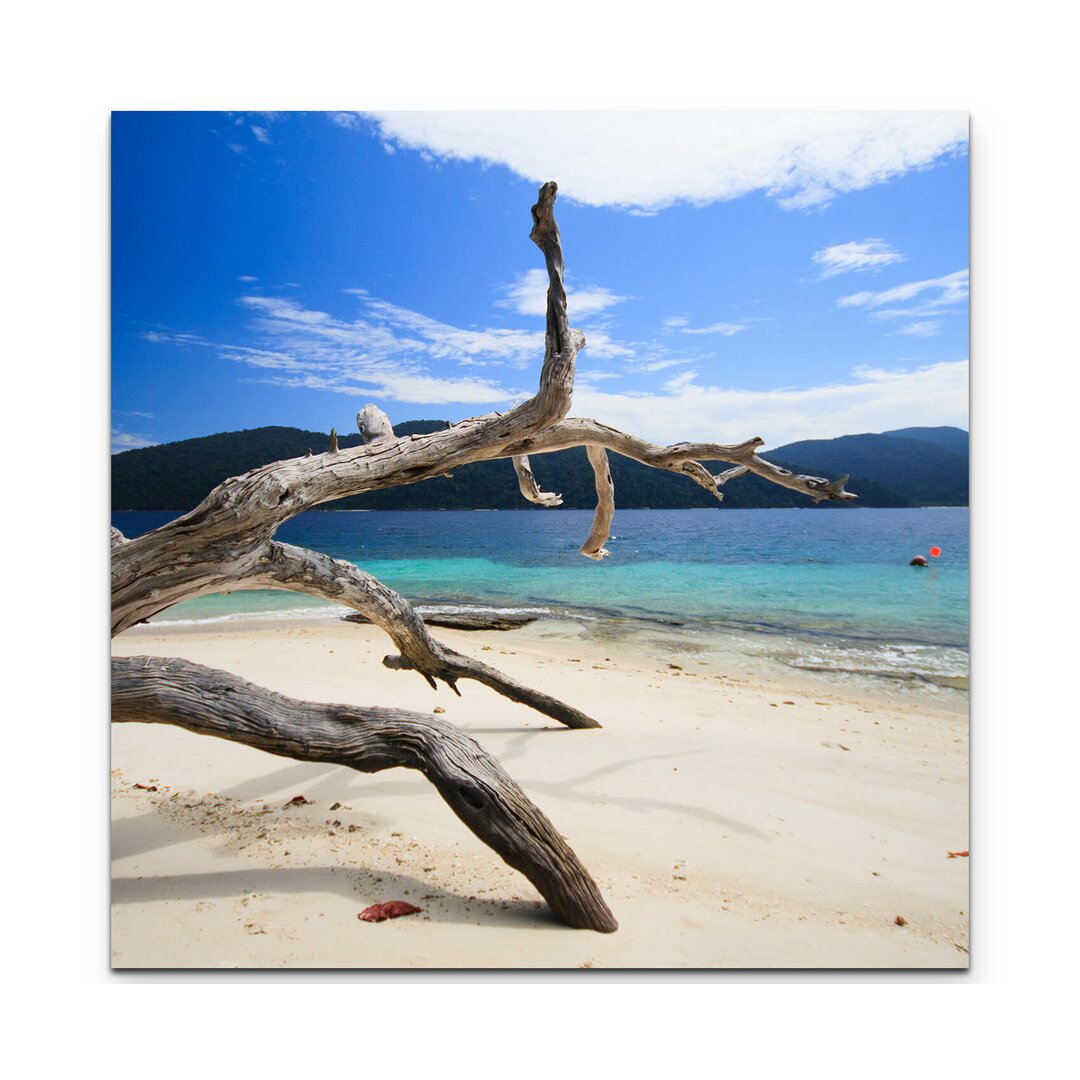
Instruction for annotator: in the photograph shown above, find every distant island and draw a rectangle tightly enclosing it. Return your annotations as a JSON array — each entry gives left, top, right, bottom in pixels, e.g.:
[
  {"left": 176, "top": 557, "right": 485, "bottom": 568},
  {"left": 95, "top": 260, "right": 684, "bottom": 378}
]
[{"left": 112, "top": 422, "right": 968, "bottom": 511}]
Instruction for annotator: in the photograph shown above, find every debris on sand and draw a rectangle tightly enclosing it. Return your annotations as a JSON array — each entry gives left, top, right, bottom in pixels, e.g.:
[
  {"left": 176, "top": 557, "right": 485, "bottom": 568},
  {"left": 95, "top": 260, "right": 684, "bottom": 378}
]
[{"left": 358, "top": 901, "right": 423, "bottom": 922}]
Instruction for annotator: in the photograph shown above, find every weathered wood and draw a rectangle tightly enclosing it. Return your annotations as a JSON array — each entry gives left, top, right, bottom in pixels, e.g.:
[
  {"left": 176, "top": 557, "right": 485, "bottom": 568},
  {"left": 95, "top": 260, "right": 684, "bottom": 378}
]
[
  {"left": 512, "top": 455, "right": 563, "bottom": 507},
  {"left": 580, "top": 445, "right": 614, "bottom": 560},
  {"left": 112, "top": 656, "right": 617, "bottom": 932},
  {"left": 357, "top": 404, "right": 397, "bottom": 445},
  {"left": 110, "top": 180, "right": 855, "bottom": 934},
  {"left": 247, "top": 542, "right": 599, "bottom": 729},
  {"left": 344, "top": 611, "right": 538, "bottom": 631},
  {"left": 503, "top": 420, "right": 857, "bottom": 507}
]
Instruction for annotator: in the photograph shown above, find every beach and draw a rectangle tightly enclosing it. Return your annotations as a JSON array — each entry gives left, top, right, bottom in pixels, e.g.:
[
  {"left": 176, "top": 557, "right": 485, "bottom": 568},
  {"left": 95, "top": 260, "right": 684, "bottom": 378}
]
[{"left": 111, "top": 614, "right": 969, "bottom": 968}]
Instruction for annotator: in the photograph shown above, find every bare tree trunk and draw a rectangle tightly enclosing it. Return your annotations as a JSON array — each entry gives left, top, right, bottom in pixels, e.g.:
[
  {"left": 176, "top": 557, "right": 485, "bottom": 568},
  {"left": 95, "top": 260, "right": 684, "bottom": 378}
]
[{"left": 111, "top": 180, "right": 854, "bottom": 932}]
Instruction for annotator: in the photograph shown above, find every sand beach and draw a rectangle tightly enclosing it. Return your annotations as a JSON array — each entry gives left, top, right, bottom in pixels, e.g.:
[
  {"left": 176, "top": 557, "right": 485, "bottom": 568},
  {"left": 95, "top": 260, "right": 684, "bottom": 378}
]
[{"left": 111, "top": 615, "right": 969, "bottom": 968}]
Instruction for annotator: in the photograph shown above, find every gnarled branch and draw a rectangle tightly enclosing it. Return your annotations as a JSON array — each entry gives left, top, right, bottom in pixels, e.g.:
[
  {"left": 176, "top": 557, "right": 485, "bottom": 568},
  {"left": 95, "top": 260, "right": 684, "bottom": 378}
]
[
  {"left": 113, "top": 656, "right": 617, "bottom": 932},
  {"left": 248, "top": 542, "right": 600, "bottom": 729},
  {"left": 505, "top": 418, "right": 857, "bottom": 509},
  {"left": 580, "top": 445, "right": 614, "bottom": 560},
  {"left": 112, "top": 180, "right": 857, "bottom": 935},
  {"left": 512, "top": 455, "right": 563, "bottom": 507}
]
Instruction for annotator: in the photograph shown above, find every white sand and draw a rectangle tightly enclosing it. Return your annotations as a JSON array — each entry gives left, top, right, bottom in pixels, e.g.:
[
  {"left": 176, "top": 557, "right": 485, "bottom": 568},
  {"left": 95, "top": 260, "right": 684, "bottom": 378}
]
[{"left": 111, "top": 617, "right": 968, "bottom": 968}]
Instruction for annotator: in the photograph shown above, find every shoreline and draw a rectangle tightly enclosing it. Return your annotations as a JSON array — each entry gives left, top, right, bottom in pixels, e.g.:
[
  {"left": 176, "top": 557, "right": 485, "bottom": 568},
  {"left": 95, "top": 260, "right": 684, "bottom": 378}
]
[
  {"left": 112, "top": 615, "right": 968, "bottom": 968},
  {"left": 145, "top": 603, "right": 970, "bottom": 699}
]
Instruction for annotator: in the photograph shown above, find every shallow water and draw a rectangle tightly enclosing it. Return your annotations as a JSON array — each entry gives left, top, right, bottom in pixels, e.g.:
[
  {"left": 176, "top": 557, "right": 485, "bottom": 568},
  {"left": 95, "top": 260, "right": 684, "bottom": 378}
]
[{"left": 113, "top": 507, "right": 969, "bottom": 692}]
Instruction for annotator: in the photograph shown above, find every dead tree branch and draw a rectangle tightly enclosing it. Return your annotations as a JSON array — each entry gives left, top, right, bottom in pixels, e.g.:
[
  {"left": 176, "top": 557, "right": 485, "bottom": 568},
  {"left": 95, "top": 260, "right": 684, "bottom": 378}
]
[
  {"left": 112, "top": 180, "right": 855, "bottom": 932},
  {"left": 248, "top": 542, "right": 600, "bottom": 729},
  {"left": 580, "top": 445, "right": 615, "bottom": 560},
  {"left": 113, "top": 656, "right": 617, "bottom": 932},
  {"left": 512, "top": 455, "right": 563, "bottom": 507}
]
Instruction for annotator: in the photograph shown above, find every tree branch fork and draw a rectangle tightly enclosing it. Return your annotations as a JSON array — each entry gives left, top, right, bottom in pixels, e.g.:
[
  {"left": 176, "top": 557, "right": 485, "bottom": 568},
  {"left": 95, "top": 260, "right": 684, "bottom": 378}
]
[{"left": 111, "top": 180, "right": 854, "bottom": 934}]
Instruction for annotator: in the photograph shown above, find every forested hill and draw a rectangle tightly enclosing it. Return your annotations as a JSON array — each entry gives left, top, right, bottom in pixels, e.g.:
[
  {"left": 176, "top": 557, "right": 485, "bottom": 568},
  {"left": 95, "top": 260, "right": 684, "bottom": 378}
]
[{"left": 112, "top": 422, "right": 968, "bottom": 511}]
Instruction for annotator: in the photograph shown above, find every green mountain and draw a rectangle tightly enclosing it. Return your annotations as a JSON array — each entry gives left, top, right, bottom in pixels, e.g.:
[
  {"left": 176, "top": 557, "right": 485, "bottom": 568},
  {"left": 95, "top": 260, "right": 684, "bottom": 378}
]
[
  {"left": 765, "top": 429, "right": 969, "bottom": 508},
  {"left": 112, "top": 423, "right": 968, "bottom": 511}
]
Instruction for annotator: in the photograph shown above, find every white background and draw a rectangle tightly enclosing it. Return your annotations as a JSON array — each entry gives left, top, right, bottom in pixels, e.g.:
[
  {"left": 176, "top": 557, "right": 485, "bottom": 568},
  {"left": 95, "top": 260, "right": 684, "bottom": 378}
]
[{"left": 3, "top": 0, "right": 1075, "bottom": 1072}]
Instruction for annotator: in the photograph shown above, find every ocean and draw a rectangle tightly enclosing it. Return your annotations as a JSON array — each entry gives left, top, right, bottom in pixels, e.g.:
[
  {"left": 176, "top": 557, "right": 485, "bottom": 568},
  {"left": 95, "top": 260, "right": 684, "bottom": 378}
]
[{"left": 112, "top": 507, "right": 969, "bottom": 693}]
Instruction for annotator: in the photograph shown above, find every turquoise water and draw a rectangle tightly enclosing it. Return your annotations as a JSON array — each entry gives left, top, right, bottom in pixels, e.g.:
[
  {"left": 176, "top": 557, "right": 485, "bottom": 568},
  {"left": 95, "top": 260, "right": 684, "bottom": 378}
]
[{"left": 113, "top": 508, "right": 969, "bottom": 687}]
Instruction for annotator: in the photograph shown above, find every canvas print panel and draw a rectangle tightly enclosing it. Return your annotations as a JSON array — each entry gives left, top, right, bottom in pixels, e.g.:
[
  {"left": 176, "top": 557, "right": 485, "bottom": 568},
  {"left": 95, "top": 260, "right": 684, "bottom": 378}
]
[{"left": 111, "top": 111, "right": 969, "bottom": 968}]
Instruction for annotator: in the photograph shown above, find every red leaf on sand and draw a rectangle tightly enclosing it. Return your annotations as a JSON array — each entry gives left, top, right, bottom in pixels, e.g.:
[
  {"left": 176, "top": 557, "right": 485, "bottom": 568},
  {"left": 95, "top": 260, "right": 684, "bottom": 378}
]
[
  {"left": 133, "top": 783, "right": 158, "bottom": 791},
  {"left": 282, "top": 795, "right": 312, "bottom": 808},
  {"left": 358, "top": 901, "right": 423, "bottom": 922},
  {"left": 946, "top": 850, "right": 969, "bottom": 858}
]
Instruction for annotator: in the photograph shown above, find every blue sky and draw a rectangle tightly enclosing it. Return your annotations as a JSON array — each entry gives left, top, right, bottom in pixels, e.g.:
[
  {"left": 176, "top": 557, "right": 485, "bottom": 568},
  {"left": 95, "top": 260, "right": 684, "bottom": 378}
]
[{"left": 112, "top": 111, "right": 968, "bottom": 453}]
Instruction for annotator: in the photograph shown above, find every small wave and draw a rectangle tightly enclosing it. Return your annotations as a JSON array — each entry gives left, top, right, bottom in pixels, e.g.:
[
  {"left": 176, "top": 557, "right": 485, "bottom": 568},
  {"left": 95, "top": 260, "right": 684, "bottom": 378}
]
[
  {"left": 150, "top": 604, "right": 346, "bottom": 627},
  {"left": 787, "top": 661, "right": 969, "bottom": 691},
  {"left": 783, "top": 640, "right": 968, "bottom": 691}
]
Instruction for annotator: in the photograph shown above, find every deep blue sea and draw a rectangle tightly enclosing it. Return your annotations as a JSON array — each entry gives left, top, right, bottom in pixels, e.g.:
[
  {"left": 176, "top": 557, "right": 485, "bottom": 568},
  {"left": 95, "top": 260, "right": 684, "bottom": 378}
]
[{"left": 113, "top": 508, "right": 969, "bottom": 689}]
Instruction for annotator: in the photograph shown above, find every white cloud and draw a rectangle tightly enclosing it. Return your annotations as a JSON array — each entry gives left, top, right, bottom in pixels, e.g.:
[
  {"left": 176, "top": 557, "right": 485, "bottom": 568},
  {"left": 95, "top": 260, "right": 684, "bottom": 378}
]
[
  {"left": 350, "top": 111, "right": 967, "bottom": 213},
  {"left": 112, "top": 427, "right": 158, "bottom": 453},
  {"left": 227, "top": 143, "right": 246, "bottom": 155},
  {"left": 839, "top": 269, "right": 968, "bottom": 317},
  {"left": 573, "top": 360, "right": 968, "bottom": 446},
  {"left": 812, "top": 238, "right": 905, "bottom": 278},
  {"left": 636, "top": 358, "right": 694, "bottom": 373},
  {"left": 254, "top": 370, "right": 515, "bottom": 405},
  {"left": 669, "top": 317, "right": 747, "bottom": 334},
  {"left": 498, "top": 268, "right": 628, "bottom": 318},
  {"left": 894, "top": 320, "right": 941, "bottom": 337},
  {"left": 250, "top": 126, "right": 271, "bottom": 144},
  {"left": 218, "top": 292, "right": 536, "bottom": 405},
  {"left": 139, "top": 330, "right": 206, "bottom": 346},
  {"left": 237, "top": 275, "right": 258, "bottom": 282},
  {"left": 328, "top": 112, "right": 364, "bottom": 131}
]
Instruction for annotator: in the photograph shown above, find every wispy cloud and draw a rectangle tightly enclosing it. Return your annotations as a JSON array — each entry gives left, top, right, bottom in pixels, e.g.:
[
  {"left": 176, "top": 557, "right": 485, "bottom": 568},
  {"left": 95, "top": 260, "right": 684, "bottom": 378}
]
[
  {"left": 839, "top": 269, "right": 968, "bottom": 319},
  {"left": 250, "top": 126, "right": 271, "bottom": 145},
  {"left": 893, "top": 320, "right": 941, "bottom": 337},
  {"left": 138, "top": 275, "right": 966, "bottom": 438},
  {"left": 328, "top": 112, "right": 364, "bottom": 131},
  {"left": 574, "top": 360, "right": 969, "bottom": 446},
  {"left": 665, "top": 317, "right": 748, "bottom": 337},
  {"left": 217, "top": 292, "right": 537, "bottom": 405},
  {"left": 498, "top": 268, "right": 628, "bottom": 318},
  {"left": 112, "top": 427, "right": 158, "bottom": 453},
  {"left": 342, "top": 111, "right": 968, "bottom": 213},
  {"left": 238, "top": 275, "right": 258, "bottom": 283},
  {"left": 812, "top": 239, "right": 905, "bottom": 278},
  {"left": 139, "top": 330, "right": 206, "bottom": 346}
]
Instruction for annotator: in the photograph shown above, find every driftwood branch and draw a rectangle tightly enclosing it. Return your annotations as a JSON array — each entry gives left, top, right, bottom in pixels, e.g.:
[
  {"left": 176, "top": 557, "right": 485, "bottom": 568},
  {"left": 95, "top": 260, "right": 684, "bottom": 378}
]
[
  {"left": 111, "top": 180, "right": 855, "bottom": 933},
  {"left": 113, "top": 657, "right": 617, "bottom": 932},
  {"left": 357, "top": 404, "right": 397, "bottom": 445},
  {"left": 512, "top": 455, "right": 563, "bottom": 507},
  {"left": 248, "top": 542, "right": 600, "bottom": 729},
  {"left": 505, "top": 419, "right": 857, "bottom": 508},
  {"left": 580, "top": 445, "right": 614, "bottom": 560}
]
